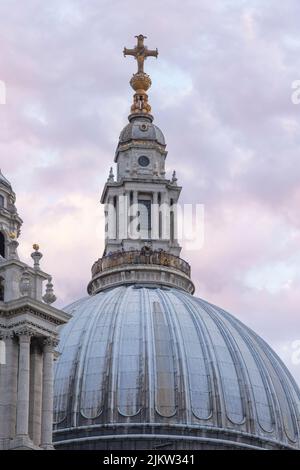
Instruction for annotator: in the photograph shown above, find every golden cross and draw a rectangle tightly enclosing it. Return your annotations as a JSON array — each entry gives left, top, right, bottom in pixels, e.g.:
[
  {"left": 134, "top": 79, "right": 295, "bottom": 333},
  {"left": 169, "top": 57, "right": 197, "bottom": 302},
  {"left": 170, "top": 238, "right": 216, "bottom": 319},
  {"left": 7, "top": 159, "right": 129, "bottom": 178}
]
[{"left": 124, "top": 34, "right": 158, "bottom": 74}]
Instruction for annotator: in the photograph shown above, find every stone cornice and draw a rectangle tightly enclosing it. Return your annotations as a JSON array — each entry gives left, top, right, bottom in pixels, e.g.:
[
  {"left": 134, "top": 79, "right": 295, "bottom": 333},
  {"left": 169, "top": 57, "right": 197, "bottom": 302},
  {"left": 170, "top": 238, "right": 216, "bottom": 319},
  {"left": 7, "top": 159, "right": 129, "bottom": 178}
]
[
  {"left": 1, "top": 319, "right": 60, "bottom": 338},
  {"left": 101, "top": 179, "right": 181, "bottom": 203},
  {"left": 0, "top": 297, "right": 70, "bottom": 326},
  {"left": 0, "top": 259, "right": 49, "bottom": 280},
  {"left": 88, "top": 263, "right": 195, "bottom": 295},
  {"left": 0, "top": 207, "right": 22, "bottom": 225}
]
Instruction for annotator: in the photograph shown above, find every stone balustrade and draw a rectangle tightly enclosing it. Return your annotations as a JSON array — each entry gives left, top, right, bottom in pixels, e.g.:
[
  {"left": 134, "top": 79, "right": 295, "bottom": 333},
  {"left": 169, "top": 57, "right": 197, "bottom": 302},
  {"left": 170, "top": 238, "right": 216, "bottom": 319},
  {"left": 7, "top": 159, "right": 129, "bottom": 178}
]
[{"left": 91, "top": 249, "right": 191, "bottom": 278}]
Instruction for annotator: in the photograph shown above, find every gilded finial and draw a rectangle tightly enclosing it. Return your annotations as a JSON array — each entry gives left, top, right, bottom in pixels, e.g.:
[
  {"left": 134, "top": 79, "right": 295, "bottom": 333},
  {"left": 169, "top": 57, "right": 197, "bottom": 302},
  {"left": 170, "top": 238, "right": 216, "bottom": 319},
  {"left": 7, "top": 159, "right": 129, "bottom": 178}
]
[
  {"left": 31, "top": 243, "right": 42, "bottom": 270},
  {"left": 123, "top": 34, "right": 158, "bottom": 116}
]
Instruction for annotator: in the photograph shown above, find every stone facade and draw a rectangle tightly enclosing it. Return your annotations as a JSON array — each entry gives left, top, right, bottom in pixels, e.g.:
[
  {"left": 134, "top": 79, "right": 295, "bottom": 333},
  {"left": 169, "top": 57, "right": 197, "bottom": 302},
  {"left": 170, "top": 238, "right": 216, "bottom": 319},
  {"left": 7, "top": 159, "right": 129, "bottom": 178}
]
[{"left": 0, "top": 172, "right": 70, "bottom": 450}]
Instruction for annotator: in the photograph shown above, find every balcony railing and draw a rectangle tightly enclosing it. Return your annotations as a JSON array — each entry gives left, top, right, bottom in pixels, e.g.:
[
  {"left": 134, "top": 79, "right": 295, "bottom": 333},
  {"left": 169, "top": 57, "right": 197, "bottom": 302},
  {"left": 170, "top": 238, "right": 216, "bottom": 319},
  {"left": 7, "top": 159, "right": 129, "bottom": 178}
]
[{"left": 91, "top": 249, "right": 191, "bottom": 278}]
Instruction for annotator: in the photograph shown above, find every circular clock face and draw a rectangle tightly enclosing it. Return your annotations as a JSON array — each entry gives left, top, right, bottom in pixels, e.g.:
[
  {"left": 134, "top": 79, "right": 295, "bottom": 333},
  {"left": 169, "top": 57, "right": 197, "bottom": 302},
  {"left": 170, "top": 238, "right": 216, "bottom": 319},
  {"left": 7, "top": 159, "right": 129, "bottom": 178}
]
[{"left": 138, "top": 155, "right": 150, "bottom": 167}]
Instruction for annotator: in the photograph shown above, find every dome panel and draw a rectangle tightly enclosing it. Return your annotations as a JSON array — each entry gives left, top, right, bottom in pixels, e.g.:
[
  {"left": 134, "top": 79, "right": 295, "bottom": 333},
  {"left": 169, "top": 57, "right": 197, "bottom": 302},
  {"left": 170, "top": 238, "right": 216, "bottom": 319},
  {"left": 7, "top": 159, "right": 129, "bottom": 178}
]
[
  {"left": 152, "top": 299, "right": 176, "bottom": 417},
  {"left": 195, "top": 301, "right": 245, "bottom": 425},
  {"left": 53, "top": 297, "right": 92, "bottom": 425},
  {"left": 53, "top": 285, "right": 300, "bottom": 450},
  {"left": 117, "top": 289, "right": 143, "bottom": 416},
  {"left": 212, "top": 306, "right": 274, "bottom": 433},
  {"left": 165, "top": 290, "right": 212, "bottom": 420},
  {"left": 251, "top": 334, "right": 298, "bottom": 442},
  {"left": 215, "top": 304, "right": 298, "bottom": 440},
  {"left": 79, "top": 294, "right": 115, "bottom": 419}
]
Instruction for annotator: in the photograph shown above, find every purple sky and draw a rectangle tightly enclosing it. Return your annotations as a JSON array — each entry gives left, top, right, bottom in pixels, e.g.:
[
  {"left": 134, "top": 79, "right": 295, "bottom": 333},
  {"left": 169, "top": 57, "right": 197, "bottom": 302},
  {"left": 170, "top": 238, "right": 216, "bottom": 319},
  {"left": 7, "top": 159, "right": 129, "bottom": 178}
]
[{"left": 1, "top": 0, "right": 300, "bottom": 384}]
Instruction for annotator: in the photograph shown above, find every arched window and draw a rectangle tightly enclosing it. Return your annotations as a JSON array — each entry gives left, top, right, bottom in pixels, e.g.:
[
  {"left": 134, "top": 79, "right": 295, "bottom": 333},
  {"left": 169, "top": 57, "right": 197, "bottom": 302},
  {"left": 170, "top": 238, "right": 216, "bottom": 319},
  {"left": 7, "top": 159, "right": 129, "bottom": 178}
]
[
  {"left": 0, "top": 195, "right": 4, "bottom": 208},
  {"left": 0, "top": 232, "right": 5, "bottom": 258}
]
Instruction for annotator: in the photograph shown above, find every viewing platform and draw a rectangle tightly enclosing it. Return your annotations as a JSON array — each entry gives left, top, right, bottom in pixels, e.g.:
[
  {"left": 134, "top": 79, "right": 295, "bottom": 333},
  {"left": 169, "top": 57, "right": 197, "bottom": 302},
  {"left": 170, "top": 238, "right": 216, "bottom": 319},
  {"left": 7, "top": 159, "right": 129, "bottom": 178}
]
[{"left": 88, "top": 249, "right": 194, "bottom": 295}]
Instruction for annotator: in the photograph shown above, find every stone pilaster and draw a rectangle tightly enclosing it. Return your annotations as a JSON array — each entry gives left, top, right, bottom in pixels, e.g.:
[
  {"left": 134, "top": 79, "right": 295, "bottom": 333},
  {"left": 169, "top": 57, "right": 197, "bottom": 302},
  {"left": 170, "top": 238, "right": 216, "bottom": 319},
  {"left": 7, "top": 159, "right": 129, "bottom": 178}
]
[
  {"left": 108, "top": 196, "right": 116, "bottom": 240},
  {"left": 15, "top": 329, "right": 33, "bottom": 437},
  {"left": 29, "top": 339, "right": 43, "bottom": 446},
  {"left": 161, "top": 192, "right": 170, "bottom": 239},
  {"left": 0, "top": 330, "right": 7, "bottom": 442},
  {"left": 118, "top": 193, "right": 128, "bottom": 240},
  {"left": 0, "top": 331, "right": 17, "bottom": 443},
  {"left": 40, "top": 337, "right": 58, "bottom": 450},
  {"left": 151, "top": 191, "right": 159, "bottom": 239}
]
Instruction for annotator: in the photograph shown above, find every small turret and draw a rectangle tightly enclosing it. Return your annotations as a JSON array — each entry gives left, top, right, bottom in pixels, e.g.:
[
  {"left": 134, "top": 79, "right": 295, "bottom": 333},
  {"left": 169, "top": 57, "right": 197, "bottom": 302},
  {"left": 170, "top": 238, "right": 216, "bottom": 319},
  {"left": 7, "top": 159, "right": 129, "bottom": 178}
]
[{"left": 0, "top": 169, "right": 22, "bottom": 260}]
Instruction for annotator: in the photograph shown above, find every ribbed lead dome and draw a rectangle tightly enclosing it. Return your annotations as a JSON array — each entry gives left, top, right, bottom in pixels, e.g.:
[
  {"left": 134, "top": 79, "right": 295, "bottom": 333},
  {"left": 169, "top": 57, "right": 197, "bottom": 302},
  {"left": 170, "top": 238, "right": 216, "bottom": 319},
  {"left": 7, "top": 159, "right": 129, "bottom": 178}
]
[
  {"left": 53, "top": 286, "right": 300, "bottom": 450},
  {"left": 119, "top": 116, "right": 165, "bottom": 146}
]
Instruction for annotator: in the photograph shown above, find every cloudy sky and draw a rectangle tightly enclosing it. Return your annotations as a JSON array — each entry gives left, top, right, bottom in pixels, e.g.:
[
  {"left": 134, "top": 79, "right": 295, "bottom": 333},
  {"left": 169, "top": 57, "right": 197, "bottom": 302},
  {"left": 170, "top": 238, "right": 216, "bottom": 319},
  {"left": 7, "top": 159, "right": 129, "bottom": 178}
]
[{"left": 0, "top": 0, "right": 300, "bottom": 384}]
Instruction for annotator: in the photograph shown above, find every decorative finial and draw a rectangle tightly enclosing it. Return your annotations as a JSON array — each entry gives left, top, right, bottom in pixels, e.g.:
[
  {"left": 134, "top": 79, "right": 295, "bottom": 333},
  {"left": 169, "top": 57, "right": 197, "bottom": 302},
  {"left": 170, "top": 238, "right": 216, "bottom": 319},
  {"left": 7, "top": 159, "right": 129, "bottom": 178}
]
[
  {"left": 108, "top": 167, "right": 114, "bottom": 182},
  {"left": 123, "top": 34, "right": 158, "bottom": 116},
  {"left": 31, "top": 243, "right": 43, "bottom": 270},
  {"left": 171, "top": 170, "right": 178, "bottom": 185},
  {"left": 43, "top": 276, "right": 57, "bottom": 305}
]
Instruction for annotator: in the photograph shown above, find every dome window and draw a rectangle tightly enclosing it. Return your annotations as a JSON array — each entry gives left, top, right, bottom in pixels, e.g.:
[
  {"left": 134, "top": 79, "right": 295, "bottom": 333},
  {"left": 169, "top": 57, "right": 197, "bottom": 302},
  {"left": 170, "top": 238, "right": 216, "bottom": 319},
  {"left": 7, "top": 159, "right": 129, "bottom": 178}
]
[{"left": 0, "top": 195, "right": 4, "bottom": 208}]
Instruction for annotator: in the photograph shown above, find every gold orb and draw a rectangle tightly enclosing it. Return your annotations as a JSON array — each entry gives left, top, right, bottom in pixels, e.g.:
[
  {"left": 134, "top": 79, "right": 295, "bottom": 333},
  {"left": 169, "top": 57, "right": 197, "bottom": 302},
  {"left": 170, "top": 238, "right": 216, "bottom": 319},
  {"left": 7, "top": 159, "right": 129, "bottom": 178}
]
[
  {"left": 33, "top": 243, "right": 40, "bottom": 251},
  {"left": 130, "top": 72, "right": 151, "bottom": 92}
]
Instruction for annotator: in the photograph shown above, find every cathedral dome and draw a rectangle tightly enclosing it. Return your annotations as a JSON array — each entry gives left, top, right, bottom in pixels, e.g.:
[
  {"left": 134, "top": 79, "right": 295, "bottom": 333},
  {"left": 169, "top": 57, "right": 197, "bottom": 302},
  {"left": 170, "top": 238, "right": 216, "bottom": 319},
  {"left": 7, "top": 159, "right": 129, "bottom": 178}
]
[
  {"left": 53, "top": 285, "right": 300, "bottom": 450},
  {"left": 119, "top": 115, "right": 165, "bottom": 146}
]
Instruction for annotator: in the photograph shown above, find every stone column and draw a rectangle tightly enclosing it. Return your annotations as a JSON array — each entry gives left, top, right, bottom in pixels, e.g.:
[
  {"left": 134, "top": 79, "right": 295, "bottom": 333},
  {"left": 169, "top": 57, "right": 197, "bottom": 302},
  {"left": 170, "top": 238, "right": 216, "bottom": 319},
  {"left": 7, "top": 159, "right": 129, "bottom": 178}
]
[
  {"left": 1, "top": 332, "right": 18, "bottom": 442},
  {"left": 133, "top": 190, "right": 138, "bottom": 206},
  {"left": 15, "top": 330, "right": 32, "bottom": 436},
  {"left": 161, "top": 192, "right": 170, "bottom": 239},
  {"left": 40, "top": 337, "right": 57, "bottom": 449},
  {"left": 118, "top": 192, "right": 128, "bottom": 240},
  {"left": 123, "top": 191, "right": 130, "bottom": 239},
  {"left": 133, "top": 191, "right": 138, "bottom": 219},
  {"left": 108, "top": 196, "right": 116, "bottom": 240},
  {"left": 29, "top": 340, "right": 43, "bottom": 446},
  {"left": 0, "top": 331, "right": 6, "bottom": 441},
  {"left": 132, "top": 191, "right": 139, "bottom": 240},
  {"left": 151, "top": 192, "right": 159, "bottom": 239}
]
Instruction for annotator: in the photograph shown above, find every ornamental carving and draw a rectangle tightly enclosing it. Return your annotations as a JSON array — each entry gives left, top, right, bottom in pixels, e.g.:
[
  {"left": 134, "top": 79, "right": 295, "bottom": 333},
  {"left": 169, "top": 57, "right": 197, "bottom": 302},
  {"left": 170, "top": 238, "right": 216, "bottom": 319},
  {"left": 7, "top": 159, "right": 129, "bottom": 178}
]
[{"left": 43, "top": 336, "right": 59, "bottom": 349}]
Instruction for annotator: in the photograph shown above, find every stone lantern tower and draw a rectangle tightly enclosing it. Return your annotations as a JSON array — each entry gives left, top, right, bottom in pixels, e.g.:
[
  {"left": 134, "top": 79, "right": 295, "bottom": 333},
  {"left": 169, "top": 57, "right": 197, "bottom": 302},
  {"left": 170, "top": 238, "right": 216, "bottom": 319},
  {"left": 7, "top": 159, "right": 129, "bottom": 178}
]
[{"left": 88, "top": 35, "right": 194, "bottom": 296}]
